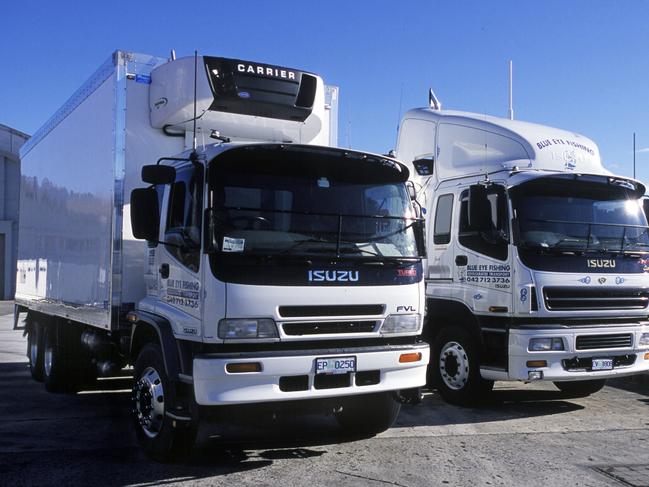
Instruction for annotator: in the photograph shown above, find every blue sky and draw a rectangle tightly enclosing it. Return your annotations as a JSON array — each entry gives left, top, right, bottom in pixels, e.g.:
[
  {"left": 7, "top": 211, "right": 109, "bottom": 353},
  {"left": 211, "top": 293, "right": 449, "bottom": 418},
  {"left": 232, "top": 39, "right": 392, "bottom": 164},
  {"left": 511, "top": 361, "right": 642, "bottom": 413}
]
[{"left": 2, "top": 1, "right": 648, "bottom": 181}]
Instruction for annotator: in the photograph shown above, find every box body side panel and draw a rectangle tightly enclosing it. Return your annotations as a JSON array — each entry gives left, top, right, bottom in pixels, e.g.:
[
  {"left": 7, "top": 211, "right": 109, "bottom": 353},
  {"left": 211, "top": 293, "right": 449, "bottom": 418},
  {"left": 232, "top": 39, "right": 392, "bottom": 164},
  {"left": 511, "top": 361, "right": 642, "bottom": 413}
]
[
  {"left": 16, "top": 75, "right": 117, "bottom": 329},
  {"left": 121, "top": 76, "right": 184, "bottom": 305}
]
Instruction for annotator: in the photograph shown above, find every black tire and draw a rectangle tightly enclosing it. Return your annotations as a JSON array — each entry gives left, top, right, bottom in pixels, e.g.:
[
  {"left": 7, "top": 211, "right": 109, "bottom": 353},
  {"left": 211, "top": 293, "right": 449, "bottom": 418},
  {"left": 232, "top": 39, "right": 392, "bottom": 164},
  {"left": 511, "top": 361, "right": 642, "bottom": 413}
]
[
  {"left": 27, "top": 320, "right": 44, "bottom": 382},
  {"left": 132, "top": 343, "right": 197, "bottom": 462},
  {"left": 43, "top": 323, "right": 68, "bottom": 393},
  {"left": 554, "top": 379, "right": 606, "bottom": 398},
  {"left": 432, "top": 326, "right": 494, "bottom": 406},
  {"left": 334, "top": 392, "right": 401, "bottom": 436},
  {"left": 42, "top": 320, "right": 96, "bottom": 393}
]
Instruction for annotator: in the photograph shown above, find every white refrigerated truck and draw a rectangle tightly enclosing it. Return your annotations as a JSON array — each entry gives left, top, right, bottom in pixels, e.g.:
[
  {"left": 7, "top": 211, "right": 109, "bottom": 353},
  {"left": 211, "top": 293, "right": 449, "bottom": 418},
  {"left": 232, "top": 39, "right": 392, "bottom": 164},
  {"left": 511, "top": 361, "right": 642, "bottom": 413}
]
[
  {"left": 15, "top": 50, "right": 429, "bottom": 459},
  {"left": 394, "top": 98, "right": 649, "bottom": 405}
]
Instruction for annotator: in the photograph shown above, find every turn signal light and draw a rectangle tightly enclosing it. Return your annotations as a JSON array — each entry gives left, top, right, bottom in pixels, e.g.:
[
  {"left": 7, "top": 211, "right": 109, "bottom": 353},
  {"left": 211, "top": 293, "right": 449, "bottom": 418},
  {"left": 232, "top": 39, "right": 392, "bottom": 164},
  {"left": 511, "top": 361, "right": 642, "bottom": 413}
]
[
  {"left": 644, "top": 353, "right": 649, "bottom": 360},
  {"left": 526, "top": 360, "right": 547, "bottom": 368},
  {"left": 226, "top": 362, "right": 262, "bottom": 373},
  {"left": 489, "top": 306, "right": 508, "bottom": 313},
  {"left": 399, "top": 352, "right": 422, "bottom": 363}
]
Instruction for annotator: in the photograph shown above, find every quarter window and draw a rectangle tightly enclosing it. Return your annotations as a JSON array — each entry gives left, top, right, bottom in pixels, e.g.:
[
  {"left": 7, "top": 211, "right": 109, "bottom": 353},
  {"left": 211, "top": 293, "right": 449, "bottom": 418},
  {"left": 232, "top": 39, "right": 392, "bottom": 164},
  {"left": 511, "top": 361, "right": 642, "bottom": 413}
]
[{"left": 433, "top": 194, "right": 453, "bottom": 244}]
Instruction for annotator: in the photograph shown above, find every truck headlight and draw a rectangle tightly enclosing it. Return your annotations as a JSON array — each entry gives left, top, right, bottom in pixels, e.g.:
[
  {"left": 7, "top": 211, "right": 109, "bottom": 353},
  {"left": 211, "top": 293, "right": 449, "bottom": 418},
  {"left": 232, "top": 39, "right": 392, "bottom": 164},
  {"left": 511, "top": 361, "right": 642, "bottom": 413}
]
[
  {"left": 639, "top": 333, "right": 649, "bottom": 347},
  {"left": 380, "top": 314, "right": 422, "bottom": 335},
  {"left": 218, "top": 318, "right": 279, "bottom": 340},
  {"left": 529, "top": 337, "right": 564, "bottom": 351}
]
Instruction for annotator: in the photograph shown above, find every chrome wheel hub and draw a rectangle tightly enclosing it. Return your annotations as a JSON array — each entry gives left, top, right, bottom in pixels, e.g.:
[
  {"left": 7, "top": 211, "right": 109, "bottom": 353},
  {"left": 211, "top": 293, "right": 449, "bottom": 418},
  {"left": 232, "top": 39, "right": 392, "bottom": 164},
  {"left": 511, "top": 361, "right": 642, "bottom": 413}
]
[
  {"left": 439, "top": 341, "right": 470, "bottom": 391},
  {"left": 132, "top": 367, "right": 165, "bottom": 438}
]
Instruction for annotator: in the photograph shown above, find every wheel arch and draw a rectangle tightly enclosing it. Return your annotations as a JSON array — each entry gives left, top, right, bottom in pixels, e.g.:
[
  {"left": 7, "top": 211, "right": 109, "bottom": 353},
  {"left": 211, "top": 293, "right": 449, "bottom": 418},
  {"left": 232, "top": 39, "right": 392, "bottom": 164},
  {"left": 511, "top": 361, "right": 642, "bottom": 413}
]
[
  {"left": 424, "top": 298, "right": 481, "bottom": 343},
  {"left": 129, "top": 312, "right": 183, "bottom": 381}
]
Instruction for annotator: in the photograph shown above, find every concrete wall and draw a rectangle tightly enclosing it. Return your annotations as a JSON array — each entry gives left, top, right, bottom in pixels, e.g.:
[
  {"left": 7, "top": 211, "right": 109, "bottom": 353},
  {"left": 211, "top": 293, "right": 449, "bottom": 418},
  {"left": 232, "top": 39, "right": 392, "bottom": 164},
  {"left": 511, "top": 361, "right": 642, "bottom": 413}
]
[{"left": 0, "top": 124, "right": 29, "bottom": 299}]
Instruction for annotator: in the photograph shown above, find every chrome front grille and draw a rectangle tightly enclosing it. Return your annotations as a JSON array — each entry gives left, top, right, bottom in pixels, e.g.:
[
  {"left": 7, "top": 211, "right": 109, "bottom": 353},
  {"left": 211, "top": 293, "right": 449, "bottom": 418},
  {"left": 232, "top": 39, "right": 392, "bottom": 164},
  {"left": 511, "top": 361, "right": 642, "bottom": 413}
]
[
  {"left": 575, "top": 333, "right": 633, "bottom": 350},
  {"left": 543, "top": 287, "right": 649, "bottom": 311}
]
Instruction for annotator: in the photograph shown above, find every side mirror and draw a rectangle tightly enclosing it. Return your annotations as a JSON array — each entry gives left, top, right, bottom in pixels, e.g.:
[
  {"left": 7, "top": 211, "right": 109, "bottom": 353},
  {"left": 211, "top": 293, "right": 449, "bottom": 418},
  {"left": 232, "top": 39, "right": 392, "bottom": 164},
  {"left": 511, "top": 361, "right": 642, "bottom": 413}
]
[
  {"left": 643, "top": 198, "right": 649, "bottom": 221},
  {"left": 131, "top": 188, "right": 159, "bottom": 241},
  {"left": 412, "top": 157, "right": 434, "bottom": 176},
  {"left": 406, "top": 181, "right": 417, "bottom": 201},
  {"left": 468, "top": 185, "right": 492, "bottom": 233},
  {"left": 142, "top": 164, "right": 175, "bottom": 185}
]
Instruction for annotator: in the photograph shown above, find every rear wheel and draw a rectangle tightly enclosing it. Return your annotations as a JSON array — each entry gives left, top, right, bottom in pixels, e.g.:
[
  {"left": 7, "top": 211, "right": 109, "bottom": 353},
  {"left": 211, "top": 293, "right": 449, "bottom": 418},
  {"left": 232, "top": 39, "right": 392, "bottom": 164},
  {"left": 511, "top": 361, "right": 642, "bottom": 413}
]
[
  {"left": 43, "top": 320, "right": 96, "bottom": 393},
  {"left": 432, "top": 326, "right": 494, "bottom": 406},
  {"left": 43, "top": 323, "right": 67, "bottom": 392},
  {"left": 27, "top": 320, "right": 44, "bottom": 382},
  {"left": 554, "top": 379, "right": 606, "bottom": 398},
  {"left": 132, "top": 343, "right": 196, "bottom": 462},
  {"left": 334, "top": 392, "right": 401, "bottom": 436}
]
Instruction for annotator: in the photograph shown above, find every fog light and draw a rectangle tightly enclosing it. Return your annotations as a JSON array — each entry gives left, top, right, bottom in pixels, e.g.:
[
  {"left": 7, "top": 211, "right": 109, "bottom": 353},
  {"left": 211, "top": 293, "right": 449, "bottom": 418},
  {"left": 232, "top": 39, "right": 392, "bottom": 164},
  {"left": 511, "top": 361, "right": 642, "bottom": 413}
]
[
  {"left": 528, "top": 370, "right": 543, "bottom": 380},
  {"left": 529, "top": 337, "right": 564, "bottom": 351},
  {"left": 226, "top": 362, "right": 262, "bottom": 373},
  {"left": 526, "top": 360, "right": 547, "bottom": 368},
  {"left": 399, "top": 352, "right": 422, "bottom": 363}
]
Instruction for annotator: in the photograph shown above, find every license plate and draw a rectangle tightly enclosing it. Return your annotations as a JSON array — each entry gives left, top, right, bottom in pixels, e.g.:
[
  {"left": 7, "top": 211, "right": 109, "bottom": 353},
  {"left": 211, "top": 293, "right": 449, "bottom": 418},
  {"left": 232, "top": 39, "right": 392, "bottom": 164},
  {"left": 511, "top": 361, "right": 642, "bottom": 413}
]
[
  {"left": 315, "top": 356, "right": 356, "bottom": 375},
  {"left": 592, "top": 358, "right": 614, "bottom": 370}
]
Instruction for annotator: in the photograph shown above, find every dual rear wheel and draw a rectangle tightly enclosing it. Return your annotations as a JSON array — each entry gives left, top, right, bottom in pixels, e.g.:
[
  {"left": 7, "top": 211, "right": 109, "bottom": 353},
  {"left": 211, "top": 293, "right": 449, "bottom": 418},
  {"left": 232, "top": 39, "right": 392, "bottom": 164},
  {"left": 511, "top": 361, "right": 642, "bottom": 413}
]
[{"left": 26, "top": 317, "right": 96, "bottom": 393}]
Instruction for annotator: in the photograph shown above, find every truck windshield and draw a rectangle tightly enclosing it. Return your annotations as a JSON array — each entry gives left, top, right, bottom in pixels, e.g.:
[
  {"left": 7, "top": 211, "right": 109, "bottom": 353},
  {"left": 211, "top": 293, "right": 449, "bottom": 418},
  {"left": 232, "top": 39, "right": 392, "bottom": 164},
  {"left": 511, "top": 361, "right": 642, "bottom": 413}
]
[
  {"left": 513, "top": 181, "right": 649, "bottom": 254},
  {"left": 207, "top": 149, "right": 420, "bottom": 260}
]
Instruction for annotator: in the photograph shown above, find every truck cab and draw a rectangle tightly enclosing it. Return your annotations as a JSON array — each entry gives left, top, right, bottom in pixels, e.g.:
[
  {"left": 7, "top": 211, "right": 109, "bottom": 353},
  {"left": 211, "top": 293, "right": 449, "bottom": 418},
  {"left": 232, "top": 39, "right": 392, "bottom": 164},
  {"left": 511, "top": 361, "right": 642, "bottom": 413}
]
[{"left": 396, "top": 107, "right": 649, "bottom": 405}]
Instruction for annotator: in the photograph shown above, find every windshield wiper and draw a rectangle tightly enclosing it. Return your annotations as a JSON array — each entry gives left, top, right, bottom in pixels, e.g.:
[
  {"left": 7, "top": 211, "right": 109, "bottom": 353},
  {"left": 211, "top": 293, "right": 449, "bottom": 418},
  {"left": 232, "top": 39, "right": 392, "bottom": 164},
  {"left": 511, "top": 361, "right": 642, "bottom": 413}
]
[{"left": 276, "top": 238, "right": 336, "bottom": 255}]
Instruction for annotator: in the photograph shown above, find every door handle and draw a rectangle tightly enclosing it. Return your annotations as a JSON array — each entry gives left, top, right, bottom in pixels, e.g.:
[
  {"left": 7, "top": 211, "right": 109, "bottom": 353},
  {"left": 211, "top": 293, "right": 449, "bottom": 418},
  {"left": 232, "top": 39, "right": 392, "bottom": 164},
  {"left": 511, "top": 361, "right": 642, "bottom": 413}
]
[
  {"left": 159, "top": 263, "right": 169, "bottom": 279},
  {"left": 455, "top": 255, "right": 468, "bottom": 266}
]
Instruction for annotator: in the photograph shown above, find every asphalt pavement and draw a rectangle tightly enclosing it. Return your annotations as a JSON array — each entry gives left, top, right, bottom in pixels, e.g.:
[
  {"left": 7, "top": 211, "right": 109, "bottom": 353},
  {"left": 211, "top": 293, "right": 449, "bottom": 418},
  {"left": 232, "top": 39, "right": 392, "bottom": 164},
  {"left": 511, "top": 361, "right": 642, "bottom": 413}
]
[{"left": 1, "top": 305, "right": 648, "bottom": 486}]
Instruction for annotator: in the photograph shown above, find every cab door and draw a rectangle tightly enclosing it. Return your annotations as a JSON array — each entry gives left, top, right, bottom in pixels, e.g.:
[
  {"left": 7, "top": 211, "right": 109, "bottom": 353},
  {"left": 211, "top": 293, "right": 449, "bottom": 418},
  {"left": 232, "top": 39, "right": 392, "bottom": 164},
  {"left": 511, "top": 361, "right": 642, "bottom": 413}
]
[
  {"left": 156, "top": 165, "right": 204, "bottom": 338},
  {"left": 453, "top": 184, "right": 513, "bottom": 315}
]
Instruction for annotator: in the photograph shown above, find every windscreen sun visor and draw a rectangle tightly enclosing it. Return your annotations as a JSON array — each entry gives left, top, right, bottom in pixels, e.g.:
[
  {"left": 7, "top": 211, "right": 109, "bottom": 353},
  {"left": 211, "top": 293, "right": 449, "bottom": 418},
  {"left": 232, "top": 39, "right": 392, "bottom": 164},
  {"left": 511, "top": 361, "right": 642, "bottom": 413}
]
[
  {"left": 512, "top": 173, "right": 645, "bottom": 199},
  {"left": 209, "top": 145, "right": 410, "bottom": 184}
]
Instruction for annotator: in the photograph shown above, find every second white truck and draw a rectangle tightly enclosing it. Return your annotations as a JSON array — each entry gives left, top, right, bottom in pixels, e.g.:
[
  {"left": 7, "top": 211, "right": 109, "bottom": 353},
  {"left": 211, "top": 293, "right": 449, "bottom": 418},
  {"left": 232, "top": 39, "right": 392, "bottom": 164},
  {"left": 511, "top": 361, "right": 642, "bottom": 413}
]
[{"left": 395, "top": 98, "right": 649, "bottom": 405}]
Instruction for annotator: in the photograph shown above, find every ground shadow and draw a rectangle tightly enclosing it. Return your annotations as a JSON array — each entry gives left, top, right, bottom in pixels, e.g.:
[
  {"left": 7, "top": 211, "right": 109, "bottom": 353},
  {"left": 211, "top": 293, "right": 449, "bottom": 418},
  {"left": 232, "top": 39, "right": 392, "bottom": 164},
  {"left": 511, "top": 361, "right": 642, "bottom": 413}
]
[
  {"left": 605, "top": 375, "right": 649, "bottom": 398},
  {"left": 394, "top": 386, "right": 586, "bottom": 429}
]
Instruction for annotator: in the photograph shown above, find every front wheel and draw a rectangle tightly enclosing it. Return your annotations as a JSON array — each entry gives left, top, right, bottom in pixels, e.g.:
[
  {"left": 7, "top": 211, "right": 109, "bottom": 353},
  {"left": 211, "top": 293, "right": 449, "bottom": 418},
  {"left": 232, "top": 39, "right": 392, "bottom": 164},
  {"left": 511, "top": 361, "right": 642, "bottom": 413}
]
[
  {"left": 334, "top": 392, "right": 401, "bottom": 436},
  {"left": 554, "top": 379, "right": 606, "bottom": 398},
  {"left": 132, "top": 343, "right": 196, "bottom": 462},
  {"left": 432, "top": 326, "right": 494, "bottom": 406}
]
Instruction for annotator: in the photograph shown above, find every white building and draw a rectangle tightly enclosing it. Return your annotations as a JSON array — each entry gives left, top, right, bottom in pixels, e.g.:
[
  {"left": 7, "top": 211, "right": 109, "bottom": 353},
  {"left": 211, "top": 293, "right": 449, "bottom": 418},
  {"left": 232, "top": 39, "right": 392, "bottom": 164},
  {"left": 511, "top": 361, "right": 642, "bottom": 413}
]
[{"left": 0, "top": 124, "right": 28, "bottom": 299}]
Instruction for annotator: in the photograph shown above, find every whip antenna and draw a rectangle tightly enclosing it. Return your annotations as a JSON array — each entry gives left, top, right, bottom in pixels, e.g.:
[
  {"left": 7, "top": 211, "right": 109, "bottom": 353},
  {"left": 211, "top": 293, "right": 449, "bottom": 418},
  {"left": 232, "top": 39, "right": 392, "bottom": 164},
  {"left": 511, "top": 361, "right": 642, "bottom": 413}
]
[{"left": 192, "top": 50, "right": 198, "bottom": 152}]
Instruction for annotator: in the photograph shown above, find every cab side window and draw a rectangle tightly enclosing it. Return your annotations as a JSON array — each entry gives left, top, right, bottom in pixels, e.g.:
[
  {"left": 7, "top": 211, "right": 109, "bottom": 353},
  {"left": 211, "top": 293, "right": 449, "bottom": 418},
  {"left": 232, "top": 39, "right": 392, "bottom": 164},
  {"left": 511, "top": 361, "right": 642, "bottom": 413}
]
[
  {"left": 458, "top": 187, "right": 508, "bottom": 260},
  {"left": 165, "top": 166, "right": 202, "bottom": 272},
  {"left": 433, "top": 194, "right": 453, "bottom": 244}
]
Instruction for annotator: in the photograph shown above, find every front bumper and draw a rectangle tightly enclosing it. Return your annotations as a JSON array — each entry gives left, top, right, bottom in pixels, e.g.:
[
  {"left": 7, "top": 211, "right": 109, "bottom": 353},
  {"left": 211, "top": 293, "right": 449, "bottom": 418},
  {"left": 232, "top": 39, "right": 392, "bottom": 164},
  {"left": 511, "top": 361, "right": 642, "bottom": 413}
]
[
  {"left": 193, "top": 343, "right": 429, "bottom": 405},
  {"left": 504, "top": 325, "right": 649, "bottom": 381}
]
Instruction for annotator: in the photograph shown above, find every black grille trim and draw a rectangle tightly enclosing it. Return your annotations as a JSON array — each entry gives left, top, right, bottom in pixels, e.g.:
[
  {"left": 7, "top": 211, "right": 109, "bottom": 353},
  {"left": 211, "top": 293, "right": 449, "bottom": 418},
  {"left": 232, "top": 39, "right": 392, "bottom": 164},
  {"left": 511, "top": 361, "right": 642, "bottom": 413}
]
[
  {"left": 282, "top": 321, "right": 378, "bottom": 336},
  {"left": 544, "top": 287, "right": 649, "bottom": 311},
  {"left": 278, "top": 305, "right": 385, "bottom": 317},
  {"left": 576, "top": 333, "right": 633, "bottom": 350},
  {"left": 562, "top": 354, "right": 636, "bottom": 371}
]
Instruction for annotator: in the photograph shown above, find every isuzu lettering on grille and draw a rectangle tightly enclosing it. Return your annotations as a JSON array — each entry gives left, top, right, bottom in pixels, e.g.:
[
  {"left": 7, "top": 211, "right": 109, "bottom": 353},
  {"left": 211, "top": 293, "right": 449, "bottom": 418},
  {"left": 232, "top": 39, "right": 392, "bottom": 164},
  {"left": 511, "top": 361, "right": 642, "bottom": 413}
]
[
  {"left": 308, "top": 270, "right": 359, "bottom": 282},
  {"left": 587, "top": 259, "right": 616, "bottom": 268}
]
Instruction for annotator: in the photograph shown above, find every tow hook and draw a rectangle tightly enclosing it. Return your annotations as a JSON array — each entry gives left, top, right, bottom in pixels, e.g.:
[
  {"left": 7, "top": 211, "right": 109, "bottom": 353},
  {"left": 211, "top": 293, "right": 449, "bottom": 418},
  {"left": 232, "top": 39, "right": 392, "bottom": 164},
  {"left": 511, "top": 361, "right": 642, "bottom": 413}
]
[{"left": 398, "top": 387, "right": 423, "bottom": 405}]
